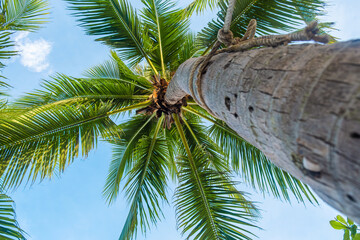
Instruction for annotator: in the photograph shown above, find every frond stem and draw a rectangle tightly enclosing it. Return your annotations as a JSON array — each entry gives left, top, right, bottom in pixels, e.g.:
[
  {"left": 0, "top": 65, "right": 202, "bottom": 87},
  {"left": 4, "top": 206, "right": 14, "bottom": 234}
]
[
  {"left": 0, "top": 101, "right": 151, "bottom": 150},
  {"left": 80, "top": 77, "right": 152, "bottom": 91},
  {"left": 152, "top": 0, "right": 166, "bottom": 78},
  {"left": 14, "top": 95, "right": 149, "bottom": 119}
]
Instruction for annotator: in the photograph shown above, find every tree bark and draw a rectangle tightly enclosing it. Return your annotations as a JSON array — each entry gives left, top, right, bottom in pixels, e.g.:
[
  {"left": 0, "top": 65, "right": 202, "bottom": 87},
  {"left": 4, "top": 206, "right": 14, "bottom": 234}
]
[{"left": 165, "top": 40, "right": 360, "bottom": 222}]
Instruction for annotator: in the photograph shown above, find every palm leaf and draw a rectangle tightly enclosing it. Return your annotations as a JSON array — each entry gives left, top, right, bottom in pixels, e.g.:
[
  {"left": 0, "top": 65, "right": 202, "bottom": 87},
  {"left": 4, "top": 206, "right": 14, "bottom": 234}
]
[
  {"left": 65, "top": 0, "right": 157, "bottom": 71},
  {"left": 176, "top": 33, "right": 203, "bottom": 68},
  {"left": 182, "top": 0, "right": 219, "bottom": 17},
  {"left": 174, "top": 114, "right": 258, "bottom": 240},
  {"left": 140, "top": 0, "right": 190, "bottom": 75},
  {"left": 103, "top": 114, "right": 156, "bottom": 204},
  {"left": 84, "top": 51, "right": 153, "bottom": 89},
  {"left": 0, "top": 32, "right": 15, "bottom": 63},
  {"left": 13, "top": 73, "right": 148, "bottom": 111},
  {"left": 0, "top": 101, "right": 149, "bottom": 189},
  {"left": 0, "top": 193, "right": 26, "bottom": 240},
  {"left": 119, "top": 116, "right": 168, "bottom": 240},
  {"left": 163, "top": 127, "right": 178, "bottom": 180},
  {"left": 0, "top": 0, "right": 49, "bottom": 31},
  {"left": 181, "top": 113, "right": 228, "bottom": 172}
]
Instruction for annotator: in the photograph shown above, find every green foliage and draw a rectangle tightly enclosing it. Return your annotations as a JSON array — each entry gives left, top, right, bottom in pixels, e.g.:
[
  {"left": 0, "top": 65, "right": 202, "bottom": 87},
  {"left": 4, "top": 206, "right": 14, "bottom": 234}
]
[
  {"left": 119, "top": 117, "right": 168, "bottom": 239},
  {"left": 174, "top": 115, "right": 258, "bottom": 240},
  {"left": 330, "top": 215, "right": 360, "bottom": 240},
  {"left": 140, "top": 0, "right": 189, "bottom": 74},
  {"left": 65, "top": 0, "right": 155, "bottom": 70},
  {"left": 0, "top": 0, "right": 49, "bottom": 89},
  {"left": 182, "top": 0, "right": 219, "bottom": 16},
  {"left": 0, "top": 0, "right": 49, "bottom": 31},
  {"left": 0, "top": 102, "right": 125, "bottom": 188},
  {"left": 103, "top": 114, "right": 157, "bottom": 204},
  {"left": 13, "top": 73, "right": 147, "bottom": 110},
  {"left": 175, "top": 147, "right": 258, "bottom": 239},
  {"left": 0, "top": 0, "right": 49, "bottom": 71},
  {"left": 0, "top": 193, "right": 26, "bottom": 240},
  {"left": 0, "top": 32, "right": 15, "bottom": 64}
]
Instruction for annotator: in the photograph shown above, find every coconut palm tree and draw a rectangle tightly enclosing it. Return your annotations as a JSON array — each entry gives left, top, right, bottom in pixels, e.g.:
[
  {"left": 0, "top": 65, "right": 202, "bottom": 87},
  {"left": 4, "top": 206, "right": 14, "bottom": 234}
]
[{"left": 0, "top": 0, "right": 328, "bottom": 239}]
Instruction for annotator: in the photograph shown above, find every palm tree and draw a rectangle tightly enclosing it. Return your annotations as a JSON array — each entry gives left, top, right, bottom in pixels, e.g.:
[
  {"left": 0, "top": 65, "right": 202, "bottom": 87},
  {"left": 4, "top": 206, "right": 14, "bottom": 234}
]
[
  {"left": 0, "top": 0, "right": 327, "bottom": 239},
  {"left": 164, "top": 1, "right": 360, "bottom": 223}
]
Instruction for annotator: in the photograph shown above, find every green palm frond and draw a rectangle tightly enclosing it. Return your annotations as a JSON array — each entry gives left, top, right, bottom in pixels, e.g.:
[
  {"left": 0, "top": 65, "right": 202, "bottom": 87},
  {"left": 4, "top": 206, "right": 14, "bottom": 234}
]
[
  {"left": 0, "top": 79, "right": 10, "bottom": 97},
  {"left": 13, "top": 73, "right": 148, "bottom": 111},
  {"left": 0, "top": 31, "right": 15, "bottom": 63},
  {"left": 163, "top": 127, "right": 178, "bottom": 180},
  {"left": 0, "top": 0, "right": 49, "bottom": 31},
  {"left": 0, "top": 101, "right": 149, "bottom": 189},
  {"left": 182, "top": 0, "right": 219, "bottom": 17},
  {"left": 119, "top": 116, "right": 168, "bottom": 240},
  {"left": 174, "top": 115, "right": 258, "bottom": 240},
  {"left": 84, "top": 51, "right": 153, "bottom": 89},
  {"left": 176, "top": 33, "right": 203, "bottom": 67},
  {"left": 65, "top": 0, "right": 156, "bottom": 71},
  {"left": 0, "top": 193, "right": 26, "bottom": 240},
  {"left": 141, "top": 0, "right": 189, "bottom": 75},
  {"left": 181, "top": 113, "right": 228, "bottom": 172},
  {"left": 103, "top": 114, "right": 157, "bottom": 204},
  {"left": 198, "top": 0, "right": 326, "bottom": 49}
]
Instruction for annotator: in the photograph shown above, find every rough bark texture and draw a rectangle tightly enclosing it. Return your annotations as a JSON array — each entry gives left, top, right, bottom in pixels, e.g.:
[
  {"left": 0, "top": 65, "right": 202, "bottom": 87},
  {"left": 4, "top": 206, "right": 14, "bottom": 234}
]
[{"left": 166, "top": 40, "right": 360, "bottom": 222}]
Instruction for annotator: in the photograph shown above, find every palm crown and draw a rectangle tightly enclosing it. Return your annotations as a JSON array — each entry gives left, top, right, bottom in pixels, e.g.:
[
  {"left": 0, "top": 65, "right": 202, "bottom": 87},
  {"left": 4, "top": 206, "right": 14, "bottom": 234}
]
[{"left": 0, "top": 0, "right": 328, "bottom": 239}]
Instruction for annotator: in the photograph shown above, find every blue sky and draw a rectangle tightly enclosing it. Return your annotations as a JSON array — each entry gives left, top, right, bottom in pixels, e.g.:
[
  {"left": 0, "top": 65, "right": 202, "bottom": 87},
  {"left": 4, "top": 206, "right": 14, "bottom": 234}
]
[{"left": 4, "top": 0, "right": 360, "bottom": 239}]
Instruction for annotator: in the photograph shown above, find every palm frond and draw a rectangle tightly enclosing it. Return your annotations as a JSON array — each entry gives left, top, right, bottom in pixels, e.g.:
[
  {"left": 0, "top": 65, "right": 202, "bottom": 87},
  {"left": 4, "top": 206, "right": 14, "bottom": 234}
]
[
  {"left": 198, "top": 0, "right": 326, "bottom": 49},
  {"left": 84, "top": 50, "right": 153, "bottom": 89},
  {"left": 0, "top": 0, "right": 49, "bottom": 31},
  {"left": 141, "top": 0, "right": 190, "bottom": 75},
  {"left": 65, "top": 0, "right": 156, "bottom": 71},
  {"left": 119, "top": 116, "right": 168, "bottom": 240},
  {"left": 0, "top": 79, "right": 10, "bottom": 97},
  {"left": 182, "top": 0, "right": 219, "bottom": 17},
  {"left": 103, "top": 114, "right": 157, "bottom": 204},
  {"left": 174, "top": 115, "right": 258, "bottom": 240},
  {"left": 176, "top": 33, "right": 203, "bottom": 67},
  {"left": 0, "top": 32, "right": 15, "bottom": 63},
  {"left": 13, "top": 73, "right": 148, "bottom": 111},
  {"left": 181, "top": 113, "right": 228, "bottom": 172},
  {"left": 163, "top": 127, "right": 178, "bottom": 180},
  {"left": 0, "top": 101, "right": 149, "bottom": 189},
  {"left": 0, "top": 193, "right": 26, "bottom": 240}
]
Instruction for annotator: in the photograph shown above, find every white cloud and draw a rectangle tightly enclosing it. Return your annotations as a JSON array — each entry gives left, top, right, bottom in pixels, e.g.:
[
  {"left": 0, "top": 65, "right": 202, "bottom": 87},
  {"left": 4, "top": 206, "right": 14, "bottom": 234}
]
[{"left": 14, "top": 32, "right": 52, "bottom": 72}]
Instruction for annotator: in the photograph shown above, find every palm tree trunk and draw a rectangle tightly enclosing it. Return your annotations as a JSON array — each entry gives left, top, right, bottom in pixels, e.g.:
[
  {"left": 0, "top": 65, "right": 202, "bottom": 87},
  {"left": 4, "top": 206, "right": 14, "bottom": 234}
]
[{"left": 165, "top": 40, "right": 360, "bottom": 222}]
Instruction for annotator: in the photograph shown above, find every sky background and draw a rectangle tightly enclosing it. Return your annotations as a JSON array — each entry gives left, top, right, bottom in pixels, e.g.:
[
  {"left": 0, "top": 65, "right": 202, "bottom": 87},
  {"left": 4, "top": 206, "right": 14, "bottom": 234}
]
[{"left": 3, "top": 0, "right": 360, "bottom": 239}]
